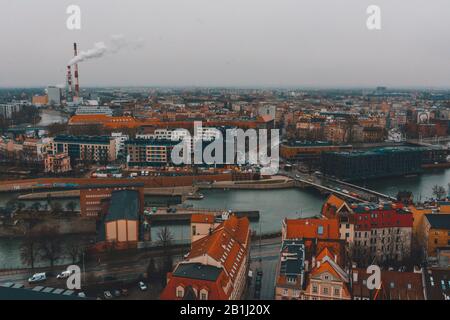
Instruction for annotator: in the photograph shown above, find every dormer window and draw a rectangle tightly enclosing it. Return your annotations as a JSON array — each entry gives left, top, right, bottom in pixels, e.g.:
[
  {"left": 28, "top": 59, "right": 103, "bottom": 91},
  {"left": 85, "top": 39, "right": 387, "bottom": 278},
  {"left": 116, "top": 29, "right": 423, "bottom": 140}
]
[
  {"left": 200, "top": 289, "right": 208, "bottom": 300},
  {"left": 176, "top": 286, "right": 184, "bottom": 298},
  {"left": 287, "top": 277, "right": 296, "bottom": 284}
]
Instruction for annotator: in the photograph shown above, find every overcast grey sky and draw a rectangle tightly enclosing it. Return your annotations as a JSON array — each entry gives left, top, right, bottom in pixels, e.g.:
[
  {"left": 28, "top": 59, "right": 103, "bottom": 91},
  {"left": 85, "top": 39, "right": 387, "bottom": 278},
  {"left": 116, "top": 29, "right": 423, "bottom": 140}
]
[{"left": 1, "top": 0, "right": 449, "bottom": 88}]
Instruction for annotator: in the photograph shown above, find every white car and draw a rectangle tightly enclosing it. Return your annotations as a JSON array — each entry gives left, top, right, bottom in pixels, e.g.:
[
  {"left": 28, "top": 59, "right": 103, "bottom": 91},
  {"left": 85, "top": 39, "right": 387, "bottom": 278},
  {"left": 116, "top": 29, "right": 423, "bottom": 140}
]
[
  {"left": 28, "top": 272, "right": 46, "bottom": 283},
  {"left": 295, "top": 174, "right": 301, "bottom": 179},
  {"left": 57, "top": 269, "right": 75, "bottom": 279},
  {"left": 138, "top": 281, "right": 147, "bottom": 291}
]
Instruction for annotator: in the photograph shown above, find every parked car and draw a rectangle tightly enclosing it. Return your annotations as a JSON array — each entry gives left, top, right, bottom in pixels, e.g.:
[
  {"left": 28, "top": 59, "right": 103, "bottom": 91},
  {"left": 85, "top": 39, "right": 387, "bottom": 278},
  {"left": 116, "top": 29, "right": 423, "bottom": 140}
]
[
  {"left": 77, "top": 292, "right": 86, "bottom": 298},
  {"left": 113, "top": 289, "right": 121, "bottom": 297},
  {"left": 103, "top": 291, "right": 113, "bottom": 299},
  {"left": 121, "top": 288, "right": 129, "bottom": 296},
  {"left": 138, "top": 281, "right": 147, "bottom": 291},
  {"left": 28, "top": 272, "right": 46, "bottom": 284},
  {"left": 57, "top": 269, "right": 75, "bottom": 279}
]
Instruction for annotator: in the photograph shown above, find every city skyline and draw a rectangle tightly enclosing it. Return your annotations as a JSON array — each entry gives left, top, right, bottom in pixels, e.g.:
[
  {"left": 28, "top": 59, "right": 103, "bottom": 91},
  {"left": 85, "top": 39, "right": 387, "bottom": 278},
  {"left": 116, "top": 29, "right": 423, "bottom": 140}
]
[{"left": 1, "top": 0, "right": 450, "bottom": 88}]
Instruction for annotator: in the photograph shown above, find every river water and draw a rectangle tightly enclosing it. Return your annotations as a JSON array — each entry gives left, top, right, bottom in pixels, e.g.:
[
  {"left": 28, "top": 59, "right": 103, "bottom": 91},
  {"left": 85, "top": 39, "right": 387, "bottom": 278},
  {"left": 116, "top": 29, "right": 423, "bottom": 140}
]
[{"left": 1, "top": 167, "right": 449, "bottom": 269}]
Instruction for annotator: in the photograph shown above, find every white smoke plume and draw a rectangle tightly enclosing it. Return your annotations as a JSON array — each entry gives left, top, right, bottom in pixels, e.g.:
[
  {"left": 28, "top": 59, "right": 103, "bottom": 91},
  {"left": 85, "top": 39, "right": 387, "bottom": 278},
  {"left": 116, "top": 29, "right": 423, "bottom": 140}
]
[{"left": 68, "top": 34, "right": 144, "bottom": 66}]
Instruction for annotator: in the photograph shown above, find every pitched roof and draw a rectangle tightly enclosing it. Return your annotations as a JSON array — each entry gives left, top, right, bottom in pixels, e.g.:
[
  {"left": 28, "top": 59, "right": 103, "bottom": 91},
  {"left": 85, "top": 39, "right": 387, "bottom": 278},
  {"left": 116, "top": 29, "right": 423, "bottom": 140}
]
[
  {"left": 311, "top": 247, "right": 349, "bottom": 283},
  {"left": 284, "top": 218, "right": 340, "bottom": 240},
  {"left": 173, "top": 263, "right": 222, "bottom": 282},
  {"left": 161, "top": 215, "right": 250, "bottom": 300},
  {"left": 187, "top": 215, "right": 250, "bottom": 284},
  {"left": 323, "top": 194, "right": 347, "bottom": 212},
  {"left": 351, "top": 268, "right": 425, "bottom": 300},
  {"left": 423, "top": 268, "right": 450, "bottom": 300},
  {"left": 191, "top": 213, "right": 216, "bottom": 224},
  {"left": 425, "top": 214, "right": 450, "bottom": 230},
  {"left": 160, "top": 269, "right": 229, "bottom": 300}
]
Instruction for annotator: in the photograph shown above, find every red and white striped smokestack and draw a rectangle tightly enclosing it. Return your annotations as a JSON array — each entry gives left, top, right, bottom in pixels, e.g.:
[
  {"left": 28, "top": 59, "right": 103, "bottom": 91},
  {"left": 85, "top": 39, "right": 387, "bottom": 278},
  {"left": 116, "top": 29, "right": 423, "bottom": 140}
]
[
  {"left": 73, "top": 43, "right": 80, "bottom": 99},
  {"left": 67, "top": 65, "right": 73, "bottom": 96}
]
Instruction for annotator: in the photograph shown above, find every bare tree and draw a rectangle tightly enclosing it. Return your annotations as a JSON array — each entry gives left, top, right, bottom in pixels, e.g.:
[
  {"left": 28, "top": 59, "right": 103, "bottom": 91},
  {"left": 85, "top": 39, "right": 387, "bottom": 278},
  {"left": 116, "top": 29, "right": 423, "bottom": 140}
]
[
  {"left": 432, "top": 185, "right": 446, "bottom": 200},
  {"left": 66, "top": 201, "right": 77, "bottom": 214},
  {"left": 17, "top": 202, "right": 26, "bottom": 212},
  {"left": 30, "top": 202, "right": 41, "bottom": 212},
  {"left": 38, "top": 227, "right": 63, "bottom": 268},
  {"left": 20, "top": 236, "right": 39, "bottom": 269},
  {"left": 5, "top": 199, "right": 18, "bottom": 212},
  {"left": 66, "top": 242, "right": 81, "bottom": 264},
  {"left": 157, "top": 227, "right": 175, "bottom": 281},
  {"left": 50, "top": 202, "right": 63, "bottom": 215},
  {"left": 157, "top": 227, "right": 174, "bottom": 247}
]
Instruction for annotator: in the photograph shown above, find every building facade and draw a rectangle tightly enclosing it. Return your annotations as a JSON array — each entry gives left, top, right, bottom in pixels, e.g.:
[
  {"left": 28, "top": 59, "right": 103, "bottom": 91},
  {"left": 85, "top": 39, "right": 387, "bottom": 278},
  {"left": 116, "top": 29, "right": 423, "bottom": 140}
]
[
  {"left": 50, "top": 135, "right": 117, "bottom": 163},
  {"left": 125, "top": 138, "right": 178, "bottom": 167},
  {"left": 44, "top": 153, "right": 72, "bottom": 173},
  {"left": 160, "top": 215, "right": 250, "bottom": 300},
  {"left": 79, "top": 182, "right": 144, "bottom": 218},
  {"left": 419, "top": 214, "right": 450, "bottom": 259}
]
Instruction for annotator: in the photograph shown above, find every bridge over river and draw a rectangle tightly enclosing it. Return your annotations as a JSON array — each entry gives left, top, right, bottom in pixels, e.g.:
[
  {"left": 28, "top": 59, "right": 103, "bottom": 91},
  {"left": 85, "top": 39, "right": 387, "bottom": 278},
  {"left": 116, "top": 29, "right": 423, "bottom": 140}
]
[{"left": 281, "top": 171, "right": 397, "bottom": 204}]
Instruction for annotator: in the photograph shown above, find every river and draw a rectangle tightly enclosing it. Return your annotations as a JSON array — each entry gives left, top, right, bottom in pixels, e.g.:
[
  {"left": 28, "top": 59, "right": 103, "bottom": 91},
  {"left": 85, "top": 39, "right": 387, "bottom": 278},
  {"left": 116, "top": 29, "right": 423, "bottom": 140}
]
[{"left": 1, "top": 169, "right": 449, "bottom": 269}]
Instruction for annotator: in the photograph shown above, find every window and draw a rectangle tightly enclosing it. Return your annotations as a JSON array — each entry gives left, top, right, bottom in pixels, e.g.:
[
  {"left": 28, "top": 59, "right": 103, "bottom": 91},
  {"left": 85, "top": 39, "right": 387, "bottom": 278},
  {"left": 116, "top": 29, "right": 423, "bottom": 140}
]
[
  {"left": 283, "top": 289, "right": 288, "bottom": 296},
  {"left": 312, "top": 285, "right": 318, "bottom": 294},
  {"left": 200, "top": 289, "right": 208, "bottom": 300},
  {"left": 192, "top": 225, "right": 196, "bottom": 236},
  {"left": 323, "top": 287, "right": 329, "bottom": 295},
  {"left": 176, "top": 286, "right": 184, "bottom": 298},
  {"left": 334, "top": 288, "right": 340, "bottom": 296}
]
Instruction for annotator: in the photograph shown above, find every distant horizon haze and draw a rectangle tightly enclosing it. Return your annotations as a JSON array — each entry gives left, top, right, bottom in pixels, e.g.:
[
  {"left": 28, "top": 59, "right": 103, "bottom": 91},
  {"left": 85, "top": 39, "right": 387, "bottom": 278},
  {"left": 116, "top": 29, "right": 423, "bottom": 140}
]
[{"left": 1, "top": 0, "right": 449, "bottom": 88}]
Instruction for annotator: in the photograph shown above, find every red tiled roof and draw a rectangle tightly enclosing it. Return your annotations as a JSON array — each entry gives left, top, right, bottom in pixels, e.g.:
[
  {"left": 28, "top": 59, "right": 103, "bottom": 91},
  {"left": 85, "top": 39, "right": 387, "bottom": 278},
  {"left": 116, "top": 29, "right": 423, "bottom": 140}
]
[
  {"left": 351, "top": 268, "right": 425, "bottom": 300},
  {"left": 161, "top": 215, "right": 250, "bottom": 300},
  {"left": 284, "top": 218, "right": 340, "bottom": 240},
  {"left": 160, "top": 271, "right": 229, "bottom": 300},
  {"left": 191, "top": 213, "right": 215, "bottom": 224},
  {"left": 187, "top": 215, "right": 250, "bottom": 283}
]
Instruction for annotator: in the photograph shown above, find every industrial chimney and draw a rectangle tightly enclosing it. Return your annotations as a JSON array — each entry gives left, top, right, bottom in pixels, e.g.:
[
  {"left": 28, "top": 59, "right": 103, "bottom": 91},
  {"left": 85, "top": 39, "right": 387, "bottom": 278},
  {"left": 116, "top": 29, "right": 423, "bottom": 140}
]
[
  {"left": 73, "top": 43, "right": 80, "bottom": 99},
  {"left": 66, "top": 65, "right": 73, "bottom": 102}
]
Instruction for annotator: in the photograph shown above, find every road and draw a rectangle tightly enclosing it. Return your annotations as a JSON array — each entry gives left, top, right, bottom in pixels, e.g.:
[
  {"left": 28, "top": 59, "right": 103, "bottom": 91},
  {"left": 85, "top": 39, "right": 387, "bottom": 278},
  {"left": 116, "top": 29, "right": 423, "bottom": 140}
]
[
  {"left": 248, "top": 237, "right": 281, "bottom": 300},
  {"left": 0, "top": 245, "right": 189, "bottom": 291}
]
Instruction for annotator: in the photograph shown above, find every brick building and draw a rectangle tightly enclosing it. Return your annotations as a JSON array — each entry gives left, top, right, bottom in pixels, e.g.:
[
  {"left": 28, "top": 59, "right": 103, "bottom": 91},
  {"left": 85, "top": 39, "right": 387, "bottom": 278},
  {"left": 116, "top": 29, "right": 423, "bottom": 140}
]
[{"left": 79, "top": 182, "right": 144, "bottom": 218}]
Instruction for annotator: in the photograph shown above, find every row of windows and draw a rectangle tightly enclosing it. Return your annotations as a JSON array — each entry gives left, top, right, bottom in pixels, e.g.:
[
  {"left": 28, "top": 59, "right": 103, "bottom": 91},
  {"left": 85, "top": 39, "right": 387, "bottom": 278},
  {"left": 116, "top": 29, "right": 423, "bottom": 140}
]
[
  {"left": 311, "top": 285, "right": 341, "bottom": 296},
  {"left": 176, "top": 286, "right": 208, "bottom": 300}
]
